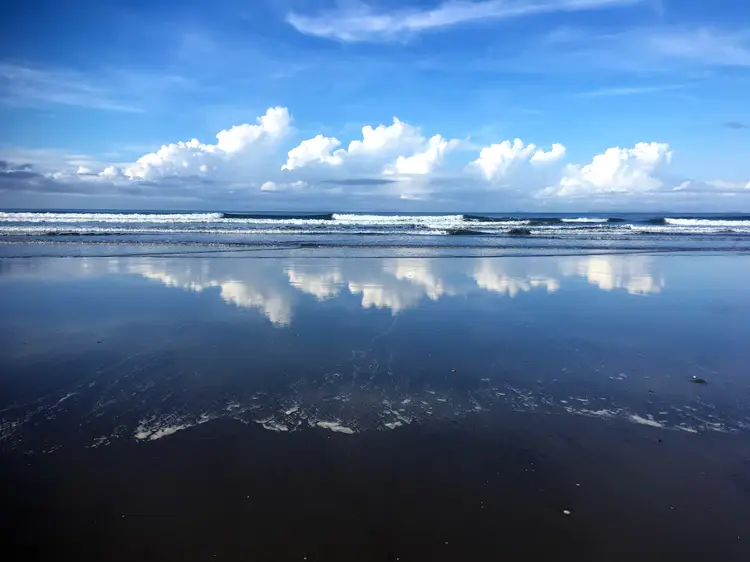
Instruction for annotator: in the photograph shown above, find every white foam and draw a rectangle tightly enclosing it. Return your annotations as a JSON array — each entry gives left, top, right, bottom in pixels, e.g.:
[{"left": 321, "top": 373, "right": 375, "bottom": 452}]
[
  {"left": 0, "top": 212, "right": 222, "bottom": 223},
  {"left": 135, "top": 423, "right": 191, "bottom": 440},
  {"left": 257, "top": 419, "right": 289, "bottom": 432},
  {"left": 676, "top": 426, "right": 699, "bottom": 434},
  {"left": 134, "top": 415, "right": 194, "bottom": 440},
  {"left": 3, "top": 212, "right": 750, "bottom": 239},
  {"left": 316, "top": 421, "right": 355, "bottom": 434},
  {"left": 0, "top": 225, "right": 451, "bottom": 237},
  {"left": 630, "top": 414, "right": 665, "bottom": 428},
  {"left": 580, "top": 409, "right": 616, "bottom": 418},
  {"left": 666, "top": 218, "right": 750, "bottom": 227},
  {"left": 54, "top": 392, "right": 76, "bottom": 407},
  {"left": 0, "top": 212, "right": 526, "bottom": 233},
  {"left": 630, "top": 225, "right": 750, "bottom": 235},
  {"left": 90, "top": 436, "right": 110, "bottom": 448}
]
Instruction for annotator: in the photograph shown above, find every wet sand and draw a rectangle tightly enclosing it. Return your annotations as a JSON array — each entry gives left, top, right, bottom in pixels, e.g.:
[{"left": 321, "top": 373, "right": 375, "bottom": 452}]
[
  {"left": 4, "top": 413, "right": 750, "bottom": 561},
  {"left": 1, "top": 249, "right": 749, "bottom": 561}
]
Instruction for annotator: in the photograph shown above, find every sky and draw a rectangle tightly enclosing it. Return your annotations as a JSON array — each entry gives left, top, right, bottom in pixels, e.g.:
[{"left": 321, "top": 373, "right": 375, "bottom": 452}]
[{"left": 1, "top": 0, "right": 749, "bottom": 211}]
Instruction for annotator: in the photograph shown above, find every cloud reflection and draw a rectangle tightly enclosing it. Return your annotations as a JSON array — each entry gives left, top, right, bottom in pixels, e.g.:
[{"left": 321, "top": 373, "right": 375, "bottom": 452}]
[
  {"left": 286, "top": 266, "right": 343, "bottom": 300},
  {"left": 559, "top": 255, "right": 664, "bottom": 295},
  {"left": 125, "top": 259, "right": 295, "bottom": 326},
  {"left": 1, "top": 253, "right": 664, "bottom": 325},
  {"left": 473, "top": 260, "right": 560, "bottom": 297}
]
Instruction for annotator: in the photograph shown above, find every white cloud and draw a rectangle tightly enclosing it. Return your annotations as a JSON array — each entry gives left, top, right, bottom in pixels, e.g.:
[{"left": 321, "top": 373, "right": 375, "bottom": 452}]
[
  {"left": 529, "top": 143, "right": 567, "bottom": 164},
  {"left": 11, "top": 104, "right": 747, "bottom": 208},
  {"left": 283, "top": 117, "right": 458, "bottom": 178},
  {"left": 472, "top": 139, "right": 566, "bottom": 182},
  {"left": 282, "top": 135, "right": 343, "bottom": 170},
  {"left": 100, "top": 165, "right": 124, "bottom": 180},
  {"left": 286, "top": 0, "right": 640, "bottom": 43},
  {"left": 120, "top": 106, "right": 292, "bottom": 181},
  {"left": 385, "top": 135, "right": 460, "bottom": 175},
  {"left": 260, "top": 180, "right": 308, "bottom": 192},
  {"left": 546, "top": 142, "right": 672, "bottom": 196},
  {"left": 347, "top": 118, "right": 425, "bottom": 157}
]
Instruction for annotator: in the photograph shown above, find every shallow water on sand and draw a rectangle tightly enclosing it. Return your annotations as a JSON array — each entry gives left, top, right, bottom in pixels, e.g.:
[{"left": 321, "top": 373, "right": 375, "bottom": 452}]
[{"left": 1, "top": 248, "right": 749, "bottom": 561}]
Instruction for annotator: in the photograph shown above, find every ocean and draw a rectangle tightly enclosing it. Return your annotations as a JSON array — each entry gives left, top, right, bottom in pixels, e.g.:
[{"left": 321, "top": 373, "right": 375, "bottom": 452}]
[{"left": 2, "top": 210, "right": 750, "bottom": 252}]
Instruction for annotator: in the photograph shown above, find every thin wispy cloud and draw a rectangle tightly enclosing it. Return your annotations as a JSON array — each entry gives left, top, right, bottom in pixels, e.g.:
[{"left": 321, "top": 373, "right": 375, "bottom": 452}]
[
  {"left": 577, "top": 84, "right": 686, "bottom": 98},
  {"left": 286, "top": 0, "right": 642, "bottom": 43},
  {"left": 502, "top": 26, "right": 750, "bottom": 74},
  {"left": 646, "top": 28, "right": 750, "bottom": 67},
  {"left": 0, "top": 64, "right": 144, "bottom": 113}
]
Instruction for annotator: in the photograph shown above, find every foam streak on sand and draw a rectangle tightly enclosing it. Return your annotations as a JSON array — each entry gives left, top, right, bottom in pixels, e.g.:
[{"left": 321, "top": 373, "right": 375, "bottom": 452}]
[
  {"left": 630, "top": 414, "right": 665, "bottom": 428},
  {"left": 316, "top": 421, "right": 355, "bottom": 434},
  {"left": 135, "top": 423, "right": 191, "bottom": 440},
  {"left": 3, "top": 368, "right": 746, "bottom": 453}
]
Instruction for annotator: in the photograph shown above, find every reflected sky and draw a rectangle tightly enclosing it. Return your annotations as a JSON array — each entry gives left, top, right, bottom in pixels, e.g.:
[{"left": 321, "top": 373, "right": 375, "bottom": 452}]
[
  {"left": 1, "top": 252, "right": 748, "bottom": 452},
  {"left": 0, "top": 253, "right": 667, "bottom": 325}
]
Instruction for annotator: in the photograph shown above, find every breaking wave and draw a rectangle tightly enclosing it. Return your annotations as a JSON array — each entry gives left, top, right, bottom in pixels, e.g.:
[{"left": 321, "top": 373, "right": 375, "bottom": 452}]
[{"left": 1, "top": 211, "right": 749, "bottom": 244}]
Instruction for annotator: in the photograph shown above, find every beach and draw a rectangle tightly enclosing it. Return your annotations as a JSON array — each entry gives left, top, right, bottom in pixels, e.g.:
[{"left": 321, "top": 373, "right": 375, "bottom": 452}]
[
  {"left": 6, "top": 0, "right": 750, "bottom": 557},
  {"left": 1, "top": 216, "right": 750, "bottom": 561}
]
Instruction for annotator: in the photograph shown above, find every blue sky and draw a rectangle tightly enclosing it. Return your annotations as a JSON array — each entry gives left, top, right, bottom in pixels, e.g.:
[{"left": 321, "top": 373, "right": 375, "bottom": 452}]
[{"left": 1, "top": 0, "right": 749, "bottom": 210}]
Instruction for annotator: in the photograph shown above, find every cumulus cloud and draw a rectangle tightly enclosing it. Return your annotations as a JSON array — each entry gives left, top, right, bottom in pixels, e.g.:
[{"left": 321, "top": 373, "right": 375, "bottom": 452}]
[
  {"left": 260, "top": 180, "right": 308, "bottom": 192},
  {"left": 529, "top": 143, "right": 567, "bottom": 164},
  {"left": 545, "top": 142, "right": 672, "bottom": 196},
  {"left": 6, "top": 105, "right": 749, "bottom": 208},
  {"left": 282, "top": 135, "right": 343, "bottom": 170},
  {"left": 471, "top": 139, "right": 566, "bottom": 182},
  {"left": 286, "top": 0, "right": 639, "bottom": 43},
  {"left": 283, "top": 118, "right": 458, "bottom": 178},
  {"left": 282, "top": 118, "right": 425, "bottom": 172},
  {"left": 117, "top": 107, "right": 291, "bottom": 181},
  {"left": 385, "top": 135, "right": 460, "bottom": 175}
]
